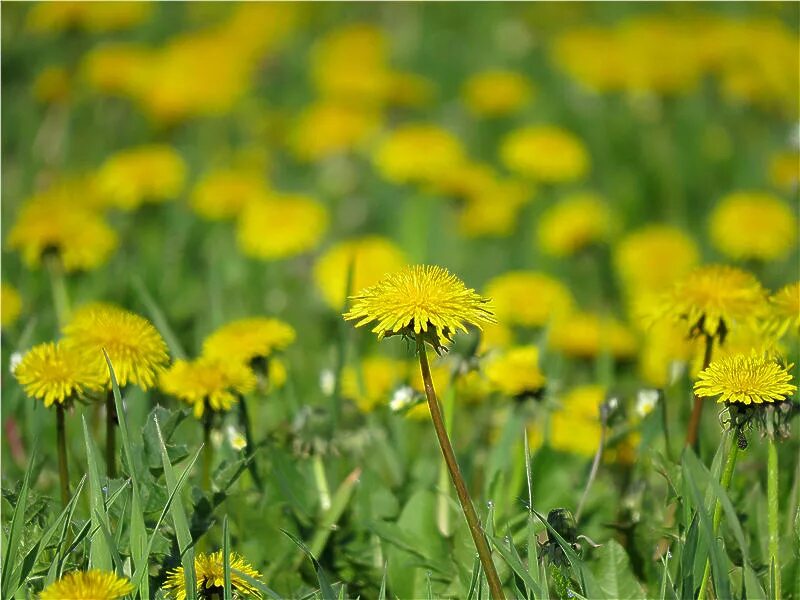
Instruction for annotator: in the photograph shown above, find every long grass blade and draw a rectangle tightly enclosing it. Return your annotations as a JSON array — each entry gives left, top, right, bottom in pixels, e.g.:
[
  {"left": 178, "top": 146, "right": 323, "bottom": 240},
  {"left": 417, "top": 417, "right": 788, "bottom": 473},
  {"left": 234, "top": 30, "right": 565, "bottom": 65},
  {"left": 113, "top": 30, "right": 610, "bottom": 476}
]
[
  {"left": 1, "top": 446, "right": 37, "bottom": 597},
  {"left": 223, "top": 516, "right": 232, "bottom": 600},
  {"left": 82, "top": 416, "right": 113, "bottom": 571}
]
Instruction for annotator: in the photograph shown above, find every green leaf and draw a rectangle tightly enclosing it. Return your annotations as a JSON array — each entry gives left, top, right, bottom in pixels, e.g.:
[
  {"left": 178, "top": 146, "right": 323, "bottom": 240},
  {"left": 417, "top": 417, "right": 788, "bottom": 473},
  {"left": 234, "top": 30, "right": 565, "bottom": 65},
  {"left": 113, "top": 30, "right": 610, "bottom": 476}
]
[
  {"left": 490, "top": 535, "right": 543, "bottom": 599},
  {"left": 281, "top": 529, "right": 336, "bottom": 600},
  {"left": 592, "top": 540, "right": 646, "bottom": 599},
  {"left": 1, "top": 446, "right": 36, "bottom": 597},
  {"left": 143, "top": 405, "right": 189, "bottom": 472},
  {"left": 82, "top": 416, "right": 113, "bottom": 572}
]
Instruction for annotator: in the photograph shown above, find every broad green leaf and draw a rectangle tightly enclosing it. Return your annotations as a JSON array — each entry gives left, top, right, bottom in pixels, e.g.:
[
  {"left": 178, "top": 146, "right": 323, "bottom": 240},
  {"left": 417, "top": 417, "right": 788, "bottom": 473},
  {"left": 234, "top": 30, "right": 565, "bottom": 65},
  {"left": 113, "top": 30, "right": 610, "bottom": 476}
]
[{"left": 591, "top": 540, "right": 646, "bottom": 600}]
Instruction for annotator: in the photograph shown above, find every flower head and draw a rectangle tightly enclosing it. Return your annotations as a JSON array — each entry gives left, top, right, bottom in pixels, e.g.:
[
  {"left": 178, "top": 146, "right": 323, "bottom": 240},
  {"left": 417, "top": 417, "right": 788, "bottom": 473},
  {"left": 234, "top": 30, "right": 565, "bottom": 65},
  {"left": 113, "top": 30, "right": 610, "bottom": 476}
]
[
  {"left": 769, "top": 282, "right": 800, "bottom": 338},
  {"left": 485, "top": 271, "right": 573, "bottom": 328},
  {"left": 237, "top": 194, "right": 328, "bottom": 260},
  {"left": 40, "top": 569, "right": 135, "bottom": 600},
  {"left": 500, "top": 125, "right": 589, "bottom": 183},
  {"left": 15, "top": 341, "right": 106, "bottom": 407},
  {"left": 190, "top": 168, "right": 269, "bottom": 221},
  {"left": 163, "top": 551, "right": 263, "bottom": 600},
  {"left": 342, "top": 355, "right": 408, "bottom": 413},
  {"left": 462, "top": 69, "right": 534, "bottom": 117},
  {"left": 695, "top": 353, "right": 796, "bottom": 405},
  {"left": 537, "top": 192, "right": 612, "bottom": 257},
  {"left": 63, "top": 303, "right": 169, "bottom": 389},
  {"left": 550, "top": 385, "right": 604, "bottom": 458},
  {"left": 373, "top": 124, "right": 465, "bottom": 185},
  {"left": 314, "top": 236, "right": 407, "bottom": 310},
  {"left": 96, "top": 145, "right": 186, "bottom": 210},
  {"left": 709, "top": 191, "right": 797, "bottom": 261},
  {"left": 549, "top": 311, "right": 637, "bottom": 360},
  {"left": 457, "top": 179, "right": 532, "bottom": 239},
  {"left": 290, "top": 101, "right": 380, "bottom": 162},
  {"left": 1, "top": 283, "right": 22, "bottom": 328},
  {"left": 652, "top": 265, "right": 768, "bottom": 341},
  {"left": 344, "top": 265, "right": 495, "bottom": 352},
  {"left": 485, "top": 345, "right": 546, "bottom": 397},
  {"left": 202, "top": 317, "right": 296, "bottom": 365},
  {"left": 8, "top": 197, "right": 118, "bottom": 272},
  {"left": 160, "top": 357, "right": 256, "bottom": 418}
]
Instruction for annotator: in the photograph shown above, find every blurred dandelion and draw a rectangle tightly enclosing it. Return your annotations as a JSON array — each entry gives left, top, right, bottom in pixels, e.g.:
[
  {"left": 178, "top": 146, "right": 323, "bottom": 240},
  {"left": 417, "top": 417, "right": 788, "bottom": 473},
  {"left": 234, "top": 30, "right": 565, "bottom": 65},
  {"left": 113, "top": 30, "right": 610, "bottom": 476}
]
[{"left": 40, "top": 570, "right": 135, "bottom": 600}]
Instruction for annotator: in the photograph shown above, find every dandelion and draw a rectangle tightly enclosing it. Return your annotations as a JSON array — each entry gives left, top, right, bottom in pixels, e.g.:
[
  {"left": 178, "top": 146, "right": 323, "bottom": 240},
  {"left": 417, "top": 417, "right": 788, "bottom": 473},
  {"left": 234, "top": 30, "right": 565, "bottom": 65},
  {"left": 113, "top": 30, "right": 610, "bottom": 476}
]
[
  {"left": 160, "top": 356, "right": 256, "bottom": 419},
  {"left": 457, "top": 179, "right": 532, "bottom": 239},
  {"left": 500, "top": 125, "right": 589, "bottom": 183},
  {"left": 344, "top": 265, "right": 495, "bottom": 353},
  {"left": 373, "top": 124, "right": 465, "bottom": 185},
  {"left": 163, "top": 551, "right": 263, "bottom": 600},
  {"left": 769, "top": 282, "right": 800, "bottom": 338},
  {"left": 237, "top": 194, "right": 328, "bottom": 260},
  {"left": 1, "top": 283, "right": 22, "bottom": 328},
  {"left": 40, "top": 569, "right": 135, "bottom": 600},
  {"left": 15, "top": 341, "right": 105, "bottom": 505},
  {"left": 81, "top": 43, "right": 153, "bottom": 96},
  {"left": 27, "top": 1, "right": 152, "bottom": 34},
  {"left": 461, "top": 69, "right": 534, "bottom": 117},
  {"left": 95, "top": 145, "right": 187, "bottom": 210},
  {"left": 32, "top": 65, "right": 70, "bottom": 104},
  {"left": 550, "top": 385, "right": 604, "bottom": 458},
  {"left": 769, "top": 151, "right": 799, "bottom": 191},
  {"left": 549, "top": 311, "right": 637, "bottom": 360},
  {"left": 709, "top": 191, "right": 797, "bottom": 261},
  {"left": 202, "top": 317, "right": 296, "bottom": 366},
  {"left": 343, "top": 264, "right": 503, "bottom": 598},
  {"left": 190, "top": 168, "right": 270, "bottom": 221},
  {"left": 64, "top": 303, "right": 169, "bottom": 390},
  {"left": 290, "top": 101, "right": 380, "bottom": 162},
  {"left": 313, "top": 236, "right": 407, "bottom": 310},
  {"left": 537, "top": 192, "right": 612, "bottom": 257},
  {"left": 8, "top": 197, "right": 118, "bottom": 272},
  {"left": 485, "top": 271, "right": 574, "bottom": 328},
  {"left": 485, "top": 345, "right": 546, "bottom": 398},
  {"left": 342, "top": 356, "right": 408, "bottom": 413}
]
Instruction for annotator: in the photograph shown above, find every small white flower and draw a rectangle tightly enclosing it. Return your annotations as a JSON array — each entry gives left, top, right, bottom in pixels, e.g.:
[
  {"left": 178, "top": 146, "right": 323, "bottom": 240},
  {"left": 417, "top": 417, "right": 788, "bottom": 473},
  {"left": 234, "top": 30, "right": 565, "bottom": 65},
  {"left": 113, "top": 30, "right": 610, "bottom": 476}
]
[
  {"left": 226, "top": 425, "right": 247, "bottom": 451},
  {"left": 389, "top": 385, "right": 416, "bottom": 412},
  {"left": 210, "top": 429, "right": 224, "bottom": 449},
  {"left": 319, "top": 369, "right": 335, "bottom": 396},
  {"left": 636, "top": 389, "right": 660, "bottom": 418},
  {"left": 9, "top": 352, "right": 22, "bottom": 375}
]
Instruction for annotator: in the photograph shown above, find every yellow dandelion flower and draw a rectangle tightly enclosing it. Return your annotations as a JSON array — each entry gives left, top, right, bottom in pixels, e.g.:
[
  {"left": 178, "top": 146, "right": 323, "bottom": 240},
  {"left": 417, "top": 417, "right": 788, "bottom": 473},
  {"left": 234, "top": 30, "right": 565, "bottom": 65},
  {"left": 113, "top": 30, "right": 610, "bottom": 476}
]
[
  {"left": 237, "top": 194, "right": 328, "bottom": 260},
  {"left": 387, "top": 71, "right": 436, "bottom": 108},
  {"left": 457, "top": 179, "right": 533, "bottom": 239},
  {"left": 1, "top": 283, "right": 22, "bottom": 328},
  {"left": 290, "top": 101, "right": 381, "bottom": 162},
  {"left": 462, "top": 69, "right": 534, "bottom": 117},
  {"left": 190, "top": 168, "right": 269, "bottom": 221},
  {"left": 549, "top": 311, "right": 637, "bottom": 360},
  {"left": 769, "top": 151, "right": 799, "bottom": 191},
  {"left": 485, "top": 271, "right": 573, "bottom": 328},
  {"left": 769, "top": 282, "right": 800, "bottom": 338},
  {"left": 342, "top": 355, "right": 408, "bottom": 413},
  {"left": 695, "top": 353, "right": 796, "bottom": 405},
  {"left": 426, "top": 161, "right": 497, "bottom": 201},
  {"left": 202, "top": 317, "right": 296, "bottom": 364},
  {"left": 8, "top": 197, "right": 118, "bottom": 272},
  {"left": 313, "top": 236, "right": 407, "bottom": 310},
  {"left": 550, "top": 385, "right": 604, "bottom": 458},
  {"left": 40, "top": 569, "right": 135, "bottom": 600},
  {"left": 537, "top": 192, "right": 612, "bottom": 257},
  {"left": 652, "top": 265, "right": 769, "bottom": 340},
  {"left": 709, "top": 191, "right": 797, "bottom": 261},
  {"left": 638, "top": 320, "right": 695, "bottom": 388},
  {"left": 14, "top": 341, "right": 105, "bottom": 408},
  {"left": 485, "top": 345, "right": 546, "bottom": 397},
  {"left": 163, "top": 551, "right": 263, "bottom": 600},
  {"left": 28, "top": 1, "right": 152, "bottom": 34},
  {"left": 96, "top": 145, "right": 187, "bottom": 211},
  {"left": 373, "top": 124, "right": 465, "bottom": 185},
  {"left": 63, "top": 303, "right": 169, "bottom": 389},
  {"left": 32, "top": 65, "right": 70, "bottom": 104},
  {"left": 344, "top": 265, "right": 496, "bottom": 352},
  {"left": 160, "top": 357, "right": 256, "bottom": 419},
  {"left": 614, "top": 225, "right": 699, "bottom": 296},
  {"left": 81, "top": 43, "right": 153, "bottom": 96},
  {"left": 478, "top": 322, "right": 514, "bottom": 354},
  {"left": 500, "top": 125, "right": 589, "bottom": 183}
]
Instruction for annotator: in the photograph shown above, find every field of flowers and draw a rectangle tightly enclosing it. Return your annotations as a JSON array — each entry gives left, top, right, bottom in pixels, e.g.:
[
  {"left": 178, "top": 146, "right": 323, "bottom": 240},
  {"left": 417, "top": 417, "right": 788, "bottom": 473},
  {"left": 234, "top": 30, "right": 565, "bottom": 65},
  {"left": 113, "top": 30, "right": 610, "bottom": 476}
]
[{"left": 1, "top": 2, "right": 799, "bottom": 599}]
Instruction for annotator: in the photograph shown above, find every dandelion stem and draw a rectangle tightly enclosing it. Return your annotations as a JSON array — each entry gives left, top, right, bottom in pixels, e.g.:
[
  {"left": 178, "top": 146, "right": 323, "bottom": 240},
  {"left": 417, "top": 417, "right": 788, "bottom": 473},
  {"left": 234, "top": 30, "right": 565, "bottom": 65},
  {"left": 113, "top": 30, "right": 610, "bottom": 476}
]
[
  {"left": 45, "top": 252, "right": 70, "bottom": 329},
  {"left": 202, "top": 406, "right": 213, "bottom": 492},
  {"left": 236, "top": 393, "right": 262, "bottom": 489},
  {"left": 105, "top": 390, "right": 117, "bottom": 478},
  {"left": 56, "top": 404, "right": 70, "bottom": 506},
  {"left": 686, "top": 334, "right": 714, "bottom": 449},
  {"left": 697, "top": 430, "right": 738, "bottom": 599},
  {"left": 415, "top": 334, "right": 505, "bottom": 600},
  {"left": 767, "top": 435, "right": 781, "bottom": 600},
  {"left": 312, "top": 455, "right": 332, "bottom": 512}
]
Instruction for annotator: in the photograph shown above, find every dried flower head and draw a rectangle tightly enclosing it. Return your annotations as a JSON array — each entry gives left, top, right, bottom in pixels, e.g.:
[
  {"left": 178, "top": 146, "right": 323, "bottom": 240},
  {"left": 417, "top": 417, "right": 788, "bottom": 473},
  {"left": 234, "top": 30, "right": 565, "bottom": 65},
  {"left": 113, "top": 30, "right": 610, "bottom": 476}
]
[
  {"left": 344, "top": 265, "right": 495, "bottom": 352},
  {"left": 695, "top": 352, "right": 796, "bottom": 405}
]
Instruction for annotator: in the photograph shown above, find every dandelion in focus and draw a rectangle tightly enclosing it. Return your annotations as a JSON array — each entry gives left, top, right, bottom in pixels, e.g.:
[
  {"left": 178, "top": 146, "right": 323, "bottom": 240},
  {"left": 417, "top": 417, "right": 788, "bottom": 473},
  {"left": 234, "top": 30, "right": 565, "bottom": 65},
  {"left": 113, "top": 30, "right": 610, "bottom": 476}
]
[
  {"left": 40, "top": 569, "right": 135, "bottom": 600},
  {"left": 163, "top": 550, "right": 263, "bottom": 600},
  {"left": 695, "top": 353, "right": 796, "bottom": 406}
]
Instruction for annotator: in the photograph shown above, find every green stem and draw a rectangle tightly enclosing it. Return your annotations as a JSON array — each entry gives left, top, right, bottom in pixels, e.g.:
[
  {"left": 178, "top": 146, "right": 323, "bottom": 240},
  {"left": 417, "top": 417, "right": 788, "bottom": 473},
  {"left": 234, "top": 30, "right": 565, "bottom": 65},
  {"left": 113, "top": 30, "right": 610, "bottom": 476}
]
[
  {"left": 416, "top": 335, "right": 505, "bottom": 600},
  {"left": 236, "top": 393, "right": 262, "bottom": 489},
  {"left": 202, "top": 407, "right": 213, "bottom": 493},
  {"left": 661, "top": 392, "right": 673, "bottom": 462},
  {"left": 767, "top": 436, "right": 781, "bottom": 600},
  {"left": 56, "top": 404, "right": 70, "bottom": 506},
  {"left": 437, "top": 383, "right": 456, "bottom": 537},
  {"left": 45, "top": 253, "right": 70, "bottom": 329},
  {"left": 686, "top": 334, "right": 714, "bottom": 450},
  {"left": 697, "top": 431, "right": 739, "bottom": 600},
  {"left": 312, "top": 454, "right": 332, "bottom": 512},
  {"left": 575, "top": 410, "right": 607, "bottom": 523},
  {"left": 105, "top": 390, "right": 116, "bottom": 478}
]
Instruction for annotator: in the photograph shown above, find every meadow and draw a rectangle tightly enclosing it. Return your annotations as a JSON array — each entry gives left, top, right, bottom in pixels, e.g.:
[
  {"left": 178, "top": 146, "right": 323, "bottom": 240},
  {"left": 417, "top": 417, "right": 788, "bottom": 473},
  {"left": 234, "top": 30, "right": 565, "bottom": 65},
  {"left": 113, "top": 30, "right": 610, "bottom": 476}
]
[{"left": 1, "top": 2, "right": 799, "bottom": 599}]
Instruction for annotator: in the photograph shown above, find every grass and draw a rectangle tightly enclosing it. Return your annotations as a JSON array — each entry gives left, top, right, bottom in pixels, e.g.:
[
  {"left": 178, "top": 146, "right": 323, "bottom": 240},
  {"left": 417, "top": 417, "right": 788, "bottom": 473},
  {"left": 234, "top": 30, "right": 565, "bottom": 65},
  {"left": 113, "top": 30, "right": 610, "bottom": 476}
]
[{"left": 2, "top": 2, "right": 799, "bottom": 599}]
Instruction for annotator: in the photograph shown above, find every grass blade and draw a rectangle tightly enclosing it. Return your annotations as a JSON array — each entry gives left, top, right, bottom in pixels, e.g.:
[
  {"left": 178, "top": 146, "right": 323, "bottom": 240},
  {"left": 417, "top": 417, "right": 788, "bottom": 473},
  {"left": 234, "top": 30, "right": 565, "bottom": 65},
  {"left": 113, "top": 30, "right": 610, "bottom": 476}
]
[
  {"left": 154, "top": 415, "right": 197, "bottom": 600},
  {"left": 82, "top": 416, "right": 113, "bottom": 571},
  {"left": 282, "top": 529, "right": 336, "bottom": 600},
  {"left": 1, "top": 445, "right": 37, "bottom": 597},
  {"left": 223, "top": 516, "right": 232, "bottom": 600},
  {"left": 132, "top": 276, "right": 187, "bottom": 359}
]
